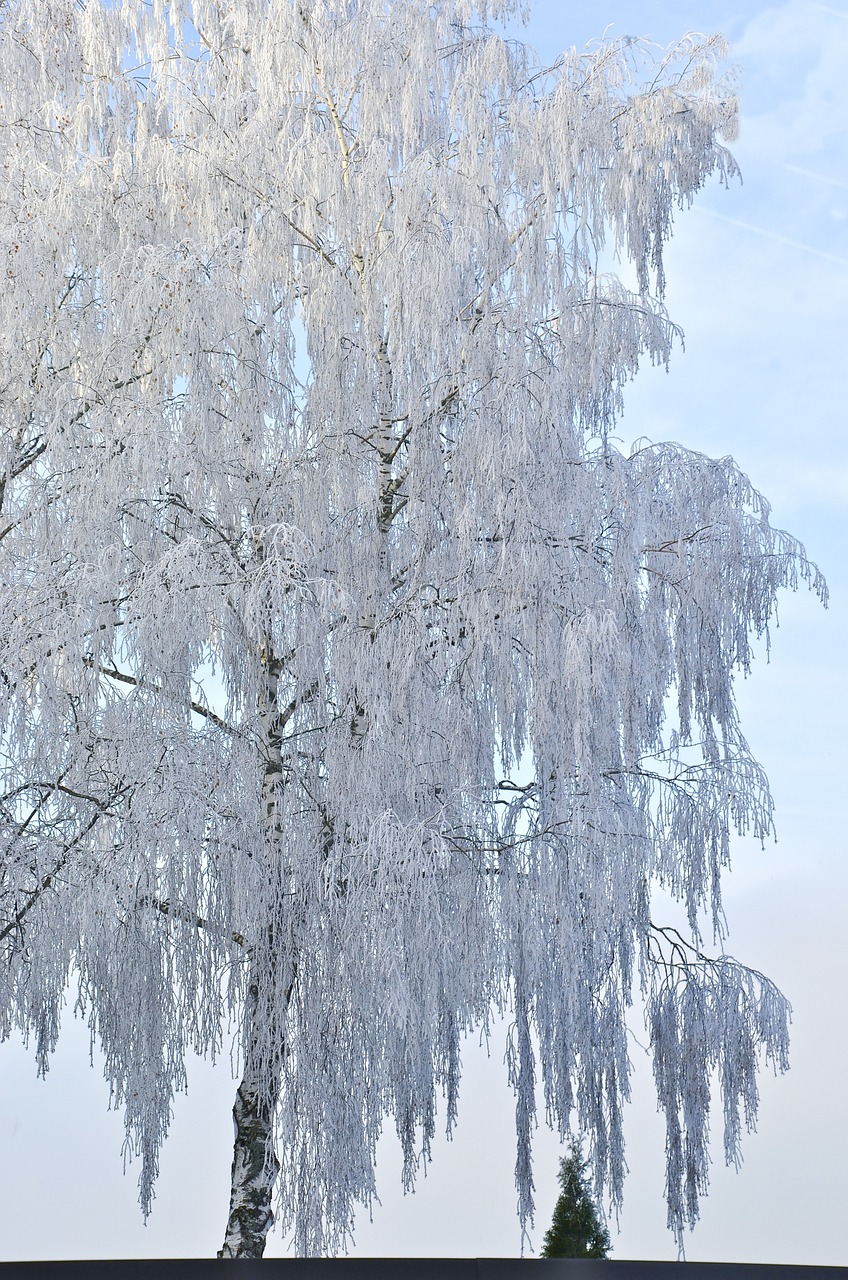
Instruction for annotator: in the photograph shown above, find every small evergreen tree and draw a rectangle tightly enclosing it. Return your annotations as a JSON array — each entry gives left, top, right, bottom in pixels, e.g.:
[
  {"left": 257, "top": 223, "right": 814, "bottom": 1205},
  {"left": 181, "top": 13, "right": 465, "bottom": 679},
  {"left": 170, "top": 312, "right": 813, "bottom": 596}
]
[{"left": 541, "top": 1140, "right": 612, "bottom": 1259}]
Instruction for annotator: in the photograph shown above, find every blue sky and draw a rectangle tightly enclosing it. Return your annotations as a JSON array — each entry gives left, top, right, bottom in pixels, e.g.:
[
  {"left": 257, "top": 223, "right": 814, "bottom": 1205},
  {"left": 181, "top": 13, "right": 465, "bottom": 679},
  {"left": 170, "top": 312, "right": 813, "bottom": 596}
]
[{"left": 1, "top": 0, "right": 846, "bottom": 1264}]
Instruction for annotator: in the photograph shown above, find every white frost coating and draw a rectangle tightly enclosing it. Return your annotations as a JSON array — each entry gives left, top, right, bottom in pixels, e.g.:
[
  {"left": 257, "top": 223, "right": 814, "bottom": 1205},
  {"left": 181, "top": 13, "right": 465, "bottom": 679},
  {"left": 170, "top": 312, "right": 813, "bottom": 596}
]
[{"left": 0, "top": 0, "right": 823, "bottom": 1257}]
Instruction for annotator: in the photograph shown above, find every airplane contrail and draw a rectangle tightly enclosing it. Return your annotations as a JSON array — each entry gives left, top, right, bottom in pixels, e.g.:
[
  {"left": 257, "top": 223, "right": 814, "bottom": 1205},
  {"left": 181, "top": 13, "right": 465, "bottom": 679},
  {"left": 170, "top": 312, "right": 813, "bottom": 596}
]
[
  {"left": 784, "top": 163, "right": 848, "bottom": 192},
  {"left": 693, "top": 204, "right": 848, "bottom": 268}
]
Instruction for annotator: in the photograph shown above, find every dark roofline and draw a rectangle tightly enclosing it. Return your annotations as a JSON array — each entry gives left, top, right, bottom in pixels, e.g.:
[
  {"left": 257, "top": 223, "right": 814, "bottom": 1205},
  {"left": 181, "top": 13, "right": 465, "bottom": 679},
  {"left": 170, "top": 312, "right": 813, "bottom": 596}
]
[{"left": 0, "top": 1262, "right": 846, "bottom": 1279}]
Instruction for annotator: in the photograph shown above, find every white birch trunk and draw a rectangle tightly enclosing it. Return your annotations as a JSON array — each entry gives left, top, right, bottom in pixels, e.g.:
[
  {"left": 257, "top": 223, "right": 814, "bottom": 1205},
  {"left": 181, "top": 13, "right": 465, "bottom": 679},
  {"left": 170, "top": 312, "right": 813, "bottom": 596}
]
[
  {"left": 217, "top": 968, "right": 282, "bottom": 1258},
  {"left": 218, "top": 635, "right": 291, "bottom": 1258}
]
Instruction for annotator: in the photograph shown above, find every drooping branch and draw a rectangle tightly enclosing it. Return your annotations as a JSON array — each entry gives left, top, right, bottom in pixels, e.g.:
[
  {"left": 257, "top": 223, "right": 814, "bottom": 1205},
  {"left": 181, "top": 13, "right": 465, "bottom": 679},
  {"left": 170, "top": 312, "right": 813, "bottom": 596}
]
[
  {"left": 81, "top": 658, "right": 241, "bottom": 738},
  {"left": 0, "top": 809, "right": 103, "bottom": 947},
  {"left": 136, "top": 895, "right": 247, "bottom": 951}
]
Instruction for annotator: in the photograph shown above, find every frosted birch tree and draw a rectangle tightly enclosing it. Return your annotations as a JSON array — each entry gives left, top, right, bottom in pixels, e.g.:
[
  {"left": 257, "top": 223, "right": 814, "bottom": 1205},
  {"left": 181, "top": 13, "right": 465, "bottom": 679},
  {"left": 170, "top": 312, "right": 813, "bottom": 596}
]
[{"left": 0, "top": 0, "right": 824, "bottom": 1259}]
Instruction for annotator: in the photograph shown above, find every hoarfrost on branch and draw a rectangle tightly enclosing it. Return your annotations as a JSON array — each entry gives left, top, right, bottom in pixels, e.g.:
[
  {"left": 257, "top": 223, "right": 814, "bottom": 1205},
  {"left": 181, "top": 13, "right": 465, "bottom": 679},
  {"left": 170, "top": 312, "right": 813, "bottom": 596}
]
[{"left": 0, "top": 0, "right": 823, "bottom": 1257}]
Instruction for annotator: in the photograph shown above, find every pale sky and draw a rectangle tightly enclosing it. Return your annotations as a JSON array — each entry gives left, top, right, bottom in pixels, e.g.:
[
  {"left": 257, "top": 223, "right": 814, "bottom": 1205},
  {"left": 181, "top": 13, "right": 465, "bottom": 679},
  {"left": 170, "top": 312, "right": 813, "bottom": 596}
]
[{"left": 1, "top": 0, "right": 846, "bottom": 1266}]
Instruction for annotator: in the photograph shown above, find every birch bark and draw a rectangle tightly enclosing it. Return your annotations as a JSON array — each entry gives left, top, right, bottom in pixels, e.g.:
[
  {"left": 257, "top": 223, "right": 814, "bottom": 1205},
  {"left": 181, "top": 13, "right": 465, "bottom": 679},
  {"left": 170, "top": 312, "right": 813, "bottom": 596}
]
[
  {"left": 218, "top": 963, "right": 283, "bottom": 1258},
  {"left": 217, "top": 629, "right": 293, "bottom": 1257}
]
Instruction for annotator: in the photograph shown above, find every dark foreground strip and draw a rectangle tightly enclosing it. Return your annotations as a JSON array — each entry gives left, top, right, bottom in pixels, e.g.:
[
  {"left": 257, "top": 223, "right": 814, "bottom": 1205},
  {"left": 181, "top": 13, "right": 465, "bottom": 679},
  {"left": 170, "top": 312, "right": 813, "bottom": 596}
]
[{"left": 0, "top": 1262, "right": 846, "bottom": 1279}]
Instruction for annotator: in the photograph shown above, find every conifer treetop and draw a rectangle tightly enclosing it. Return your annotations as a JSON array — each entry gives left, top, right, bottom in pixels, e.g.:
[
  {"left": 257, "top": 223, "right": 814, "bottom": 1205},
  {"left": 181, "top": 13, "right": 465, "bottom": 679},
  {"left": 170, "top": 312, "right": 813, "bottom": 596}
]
[{"left": 541, "top": 1138, "right": 611, "bottom": 1259}]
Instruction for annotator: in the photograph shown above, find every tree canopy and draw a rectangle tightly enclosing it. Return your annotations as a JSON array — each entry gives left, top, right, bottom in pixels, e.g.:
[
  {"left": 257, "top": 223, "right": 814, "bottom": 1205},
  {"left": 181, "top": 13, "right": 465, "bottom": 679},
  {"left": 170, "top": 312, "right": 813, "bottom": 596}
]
[{"left": 0, "top": 0, "right": 823, "bottom": 1257}]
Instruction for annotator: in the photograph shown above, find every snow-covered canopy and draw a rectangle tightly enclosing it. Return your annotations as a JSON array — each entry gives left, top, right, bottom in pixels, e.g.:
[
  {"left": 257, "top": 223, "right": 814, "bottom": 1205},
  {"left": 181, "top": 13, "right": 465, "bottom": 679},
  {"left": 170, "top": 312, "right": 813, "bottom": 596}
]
[{"left": 0, "top": 0, "right": 823, "bottom": 1255}]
